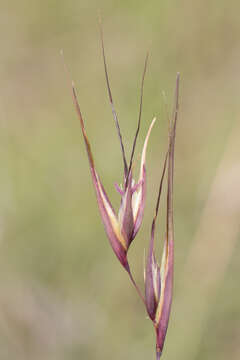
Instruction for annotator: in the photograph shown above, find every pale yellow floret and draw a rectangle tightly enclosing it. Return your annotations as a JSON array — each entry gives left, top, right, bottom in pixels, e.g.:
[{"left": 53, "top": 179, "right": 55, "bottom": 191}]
[{"left": 132, "top": 117, "right": 156, "bottom": 222}]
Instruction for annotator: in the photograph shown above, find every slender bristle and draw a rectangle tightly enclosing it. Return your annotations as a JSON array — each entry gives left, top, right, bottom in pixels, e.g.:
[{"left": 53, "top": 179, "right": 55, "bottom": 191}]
[
  {"left": 127, "top": 52, "right": 149, "bottom": 185},
  {"left": 155, "top": 149, "right": 169, "bottom": 221},
  {"left": 99, "top": 23, "right": 128, "bottom": 177},
  {"left": 154, "top": 72, "right": 180, "bottom": 222},
  {"left": 166, "top": 73, "right": 180, "bottom": 241}
]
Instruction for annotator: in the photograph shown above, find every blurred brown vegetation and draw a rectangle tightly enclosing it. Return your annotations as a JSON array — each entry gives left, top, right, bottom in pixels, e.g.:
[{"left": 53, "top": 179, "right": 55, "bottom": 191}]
[{"left": 0, "top": 1, "right": 239, "bottom": 359}]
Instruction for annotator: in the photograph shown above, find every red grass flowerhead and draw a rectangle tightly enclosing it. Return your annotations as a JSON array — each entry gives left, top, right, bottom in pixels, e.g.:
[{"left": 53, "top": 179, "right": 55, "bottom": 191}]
[
  {"left": 144, "top": 73, "right": 179, "bottom": 359},
  {"left": 71, "top": 34, "right": 154, "bottom": 273},
  {"left": 68, "top": 29, "right": 179, "bottom": 359}
]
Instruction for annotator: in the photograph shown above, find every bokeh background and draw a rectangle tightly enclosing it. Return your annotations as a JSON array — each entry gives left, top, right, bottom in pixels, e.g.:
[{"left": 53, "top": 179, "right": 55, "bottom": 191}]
[{"left": 0, "top": 1, "right": 240, "bottom": 359}]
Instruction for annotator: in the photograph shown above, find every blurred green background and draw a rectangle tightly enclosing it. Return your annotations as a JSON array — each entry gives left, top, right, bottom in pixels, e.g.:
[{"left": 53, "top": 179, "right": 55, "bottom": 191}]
[{"left": 0, "top": 1, "right": 240, "bottom": 359}]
